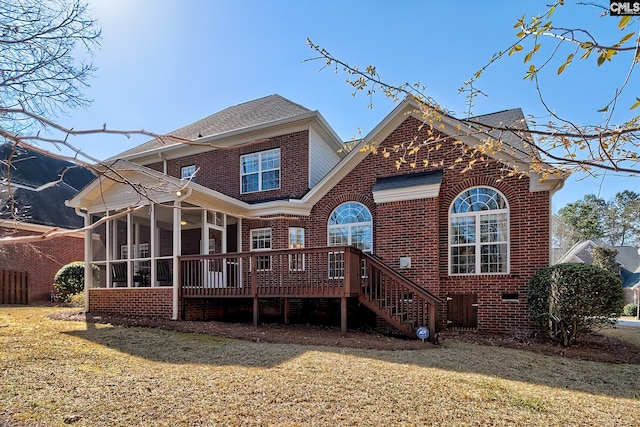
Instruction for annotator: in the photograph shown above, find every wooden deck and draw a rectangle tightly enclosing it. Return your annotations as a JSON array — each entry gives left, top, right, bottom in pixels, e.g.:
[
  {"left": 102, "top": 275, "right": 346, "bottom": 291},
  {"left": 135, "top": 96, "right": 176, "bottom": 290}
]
[{"left": 179, "top": 246, "right": 440, "bottom": 339}]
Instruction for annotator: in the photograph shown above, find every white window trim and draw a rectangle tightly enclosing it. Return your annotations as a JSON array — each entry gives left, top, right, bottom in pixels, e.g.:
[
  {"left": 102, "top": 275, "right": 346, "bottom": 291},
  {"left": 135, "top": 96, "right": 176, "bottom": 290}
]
[
  {"left": 448, "top": 186, "right": 510, "bottom": 275},
  {"left": 326, "top": 202, "right": 373, "bottom": 279},
  {"left": 250, "top": 227, "right": 272, "bottom": 271},
  {"left": 240, "top": 148, "right": 281, "bottom": 194},
  {"left": 181, "top": 165, "right": 196, "bottom": 182},
  {"left": 327, "top": 205, "right": 373, "bottom": 253},
  {"left": 288, "top": 227, "right": 305, "bottom": 272}
]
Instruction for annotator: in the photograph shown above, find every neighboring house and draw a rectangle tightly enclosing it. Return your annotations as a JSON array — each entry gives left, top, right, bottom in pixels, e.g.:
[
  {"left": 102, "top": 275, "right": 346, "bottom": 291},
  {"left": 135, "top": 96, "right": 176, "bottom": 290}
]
[
  {"left": 67, "top": 94, "right": 565, "bottom": 337},
  {"left": 0, "top": 144, "right": 95, "bottom": 302},
  {"left": 556, "top": 239, "right": 640, "bottom": 305}
]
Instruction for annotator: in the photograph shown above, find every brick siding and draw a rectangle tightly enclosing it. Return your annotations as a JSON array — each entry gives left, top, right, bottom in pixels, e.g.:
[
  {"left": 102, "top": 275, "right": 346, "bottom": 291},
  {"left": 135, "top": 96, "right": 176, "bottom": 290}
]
[
  {"left": 0, "top": 227, "right": 85, "bottom": 303},
  {"left": 164, "top": 131, "right": 310, "bottom": 203},
  {"left": 89, "top": 288, "right": 173, "bottom": 318},
  {"left": 98, "top": 116, "right": 553, "bottom": 334}
]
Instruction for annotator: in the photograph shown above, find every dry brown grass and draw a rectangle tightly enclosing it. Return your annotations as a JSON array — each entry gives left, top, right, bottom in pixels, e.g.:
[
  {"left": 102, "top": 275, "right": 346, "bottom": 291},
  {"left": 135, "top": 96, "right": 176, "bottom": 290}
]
[
  {"left": 1, "top": 306, "right": 639, "bottom": 426},
  {"left": 600, "top": 319, "right": 640, "bottom": 348}
]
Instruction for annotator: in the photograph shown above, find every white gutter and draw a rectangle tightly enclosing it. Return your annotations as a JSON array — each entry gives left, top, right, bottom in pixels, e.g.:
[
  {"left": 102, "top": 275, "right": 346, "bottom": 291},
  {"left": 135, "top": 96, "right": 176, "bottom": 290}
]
[{"left": 120, "top": 112, "right": 322, "bottom": 162}]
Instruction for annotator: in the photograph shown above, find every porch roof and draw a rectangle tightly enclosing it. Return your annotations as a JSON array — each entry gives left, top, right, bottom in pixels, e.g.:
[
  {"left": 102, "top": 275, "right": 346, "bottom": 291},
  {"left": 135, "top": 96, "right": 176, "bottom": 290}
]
[{"left": 66, "top": 160, "right": 253, "bottom": 216}]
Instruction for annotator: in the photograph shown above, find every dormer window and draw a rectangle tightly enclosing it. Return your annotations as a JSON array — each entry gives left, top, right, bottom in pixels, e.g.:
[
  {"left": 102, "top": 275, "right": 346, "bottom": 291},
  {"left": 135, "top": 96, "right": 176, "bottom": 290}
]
[
  {"left": 181, "top": 165, "right": 196, "bottom": 182},
  {"left": 240, "top": 148, "right": 280, "bottom": 194}
]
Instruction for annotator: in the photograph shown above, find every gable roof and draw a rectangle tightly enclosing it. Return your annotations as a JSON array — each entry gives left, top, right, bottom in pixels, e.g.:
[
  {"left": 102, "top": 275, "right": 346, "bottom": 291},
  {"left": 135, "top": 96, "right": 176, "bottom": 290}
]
[
  {"left": 112, "top": 94, "right": 312, "bottom": 159},
  {"left": 303, "top": 98, "right": 565, "bottom": 205},
  {"left": 469, "top": 108, "right": 535, "bottom": 159},
  {"left": 0, "top": 144, "right": 95, "bottom": 228},
  {"left": 555, "top": 240, "right": 600, "bottom": 264},
  {"left": 556, "top": 240, "right": 640, "bottom": 289},
  {"left": 70, "top": 96, "right": 568, "bottom": 220}
]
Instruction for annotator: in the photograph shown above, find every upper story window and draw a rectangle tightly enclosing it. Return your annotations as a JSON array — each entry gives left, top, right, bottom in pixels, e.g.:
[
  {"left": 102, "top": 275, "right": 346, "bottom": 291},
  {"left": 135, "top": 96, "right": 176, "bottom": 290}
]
[
  {"left": 449, "top": 187, "right": 509, "bottom": 275},
  {"left": 181, "top": 165, "right": 196, "bottom": 182},
  {"left": 240, "top": 148, "right": 280, "bottom": 194}
]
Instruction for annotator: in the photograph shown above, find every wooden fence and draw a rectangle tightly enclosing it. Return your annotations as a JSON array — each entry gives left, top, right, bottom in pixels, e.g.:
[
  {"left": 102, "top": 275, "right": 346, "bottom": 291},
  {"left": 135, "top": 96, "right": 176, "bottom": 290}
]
[{"left": 0, "top": 269, "right": 29, "bottom": 305}]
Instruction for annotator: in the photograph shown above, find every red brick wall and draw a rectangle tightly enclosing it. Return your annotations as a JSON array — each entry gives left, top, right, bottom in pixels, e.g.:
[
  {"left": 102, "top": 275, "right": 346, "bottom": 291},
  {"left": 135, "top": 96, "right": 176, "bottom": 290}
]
[
  {"left": 241, "top": 116, "right": 552, "bottom": 334},
  {"left": 116, "top": 116, "right": 552, "bottom": 334},
  {"left": 89, "top": 288, "right": 173, "bottom": 318},
  {"left": 164, "top": 130, "right": 310, "bottom": 203},
  {"left": 0, "top": 227, "right": 85, "bottom": 303}
]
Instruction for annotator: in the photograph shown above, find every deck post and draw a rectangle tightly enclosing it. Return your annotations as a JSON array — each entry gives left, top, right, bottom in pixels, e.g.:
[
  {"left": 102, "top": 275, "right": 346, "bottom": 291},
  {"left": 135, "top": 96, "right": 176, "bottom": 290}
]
[
  {"left": 251, "top": 253, "right": 258, "bottom": 327},
  {"left": 253, "top": 297, "right": 259, "bottom": 328},
  {"left": 340, "top": 296, "right": 347, "bottom": 337},
  {"left": 284, "top": 298, "right": 290, "bottom": 324},
  {"left": 429, "top": 300, "right": 437, "bottom": 340},
  {"left": 343, "top": 246, "right": 351, "bottom": 295}
]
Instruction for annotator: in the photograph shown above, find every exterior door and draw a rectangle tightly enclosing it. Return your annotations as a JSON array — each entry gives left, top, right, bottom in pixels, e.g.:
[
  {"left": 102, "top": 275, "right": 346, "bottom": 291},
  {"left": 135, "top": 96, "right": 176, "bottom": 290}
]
[
  {"left": 204, "top": 227, "right": 224, "bottom": 287},
  {"left": 225, "top": 223, "right": 240, "bottom": 287},
  {"left": 447, "top": 293, "right": 478, "bottom": 328}
]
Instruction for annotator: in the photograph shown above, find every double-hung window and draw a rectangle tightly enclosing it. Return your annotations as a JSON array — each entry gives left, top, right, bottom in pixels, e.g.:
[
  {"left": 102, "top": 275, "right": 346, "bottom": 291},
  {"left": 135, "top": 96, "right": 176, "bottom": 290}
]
[
  {"left": 250, "top": 228, "right": 272, "bottom": 271},
  {"left": 288, "top": 227, "right": 305, "bottom": 271},
  {"left": 181, "top": 165, "right": 196, "bottom": 182},
  {"left": 240, "top": 148, "right": 280, "bottom": 193},
  {"left": 449, "top": 187, "right": 509, "bottom": 274}
]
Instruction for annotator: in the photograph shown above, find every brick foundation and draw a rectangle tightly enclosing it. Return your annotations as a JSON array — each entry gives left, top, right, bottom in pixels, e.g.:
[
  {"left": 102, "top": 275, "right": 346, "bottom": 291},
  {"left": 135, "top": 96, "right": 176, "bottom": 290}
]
[{"left": 88, "top": 288, "right": 173, "bottom": 318}]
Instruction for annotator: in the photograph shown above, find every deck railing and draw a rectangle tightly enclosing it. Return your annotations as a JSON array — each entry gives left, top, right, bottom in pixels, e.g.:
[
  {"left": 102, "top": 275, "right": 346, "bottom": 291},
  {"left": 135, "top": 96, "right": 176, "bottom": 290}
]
[
  {"left": 179, "top": 246, "right": 362, "bottom": 298},
  {"left": 179, "top": 246, "right": 439, "bottom": 337},
  {"left": 357, "top": 252, "right": 439, "bottom": 336}
]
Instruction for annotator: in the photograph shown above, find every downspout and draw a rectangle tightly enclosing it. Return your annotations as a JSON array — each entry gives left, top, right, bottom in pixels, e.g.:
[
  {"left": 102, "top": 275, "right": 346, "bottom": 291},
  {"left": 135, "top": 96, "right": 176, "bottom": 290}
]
[
  {"left": 173, "top": 188, "right": 192, "bottom": 320},
  {"left": 159, "top": 152, "right": 168, "bottom": 175},
  {"left": 75, "top": 208, "right": 91, "bottom": 313}
]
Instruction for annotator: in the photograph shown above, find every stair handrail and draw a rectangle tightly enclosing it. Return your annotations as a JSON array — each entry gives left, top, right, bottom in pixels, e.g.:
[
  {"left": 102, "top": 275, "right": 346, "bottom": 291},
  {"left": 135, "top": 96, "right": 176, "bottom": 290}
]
[{"left": 358, "top": 251, "right": 441, "bottom": 305}]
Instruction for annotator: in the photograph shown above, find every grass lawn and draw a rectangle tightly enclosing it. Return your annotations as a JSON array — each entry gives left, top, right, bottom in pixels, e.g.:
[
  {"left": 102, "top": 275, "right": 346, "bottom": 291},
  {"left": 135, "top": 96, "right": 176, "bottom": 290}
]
[{"left": 1, "top": 306, "right": 639, "bottom": 426}]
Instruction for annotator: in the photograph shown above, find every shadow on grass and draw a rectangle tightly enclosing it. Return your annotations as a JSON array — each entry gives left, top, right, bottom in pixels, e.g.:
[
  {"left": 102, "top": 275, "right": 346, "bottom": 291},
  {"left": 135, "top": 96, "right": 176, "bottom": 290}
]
[{"left": 63, "top": 318, "right": 640, "bottom": 400}]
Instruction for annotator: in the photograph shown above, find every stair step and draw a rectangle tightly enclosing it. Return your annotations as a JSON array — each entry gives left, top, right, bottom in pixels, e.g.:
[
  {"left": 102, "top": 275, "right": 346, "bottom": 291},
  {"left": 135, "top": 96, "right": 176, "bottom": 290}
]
[{"left": 390, "top": 310, "right": 408, "bottom": 320}]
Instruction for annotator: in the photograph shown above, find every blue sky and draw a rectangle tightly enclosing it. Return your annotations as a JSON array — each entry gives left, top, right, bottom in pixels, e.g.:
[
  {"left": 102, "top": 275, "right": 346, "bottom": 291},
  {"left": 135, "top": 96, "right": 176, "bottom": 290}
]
[{"left": 61, "top": 0, "right": 638, "bottom": 210}]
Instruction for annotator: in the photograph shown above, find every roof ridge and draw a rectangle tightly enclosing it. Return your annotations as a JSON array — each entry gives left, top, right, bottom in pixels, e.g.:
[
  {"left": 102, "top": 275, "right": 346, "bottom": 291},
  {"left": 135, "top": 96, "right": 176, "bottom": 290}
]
[{"left": 109, "top": 94, "right": 313, "bottom": 160}]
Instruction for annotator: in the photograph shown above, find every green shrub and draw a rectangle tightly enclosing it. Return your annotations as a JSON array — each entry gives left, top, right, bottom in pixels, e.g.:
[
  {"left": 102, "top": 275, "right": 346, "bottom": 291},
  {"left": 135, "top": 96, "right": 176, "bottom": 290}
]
[
  {"left": 68, "top": 292, "right": 85, "bottom": 307},
  {"left": 623, "top": 303, "right": 638, "bottom": 317},
  {"left": 528, "top": 263, "right": 624, "bottom": 346},
  {"left": 53, "top": 262, "right": 96, "bottom": 302}
]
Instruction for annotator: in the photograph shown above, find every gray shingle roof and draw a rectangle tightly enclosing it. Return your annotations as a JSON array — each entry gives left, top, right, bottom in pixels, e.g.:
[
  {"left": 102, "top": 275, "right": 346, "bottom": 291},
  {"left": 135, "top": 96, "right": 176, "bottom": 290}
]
[
  {"left": 112, "top": 94, "right": 312, "bottom": 159},
  {"left": 468, "top": 108, "right": 535, "bottom": 158},
  {"left": 0, "top": 143, "right": 95, "bottom": 229},
  {"left": 372, "top": 170, "right": 443, "bottom": 192}
]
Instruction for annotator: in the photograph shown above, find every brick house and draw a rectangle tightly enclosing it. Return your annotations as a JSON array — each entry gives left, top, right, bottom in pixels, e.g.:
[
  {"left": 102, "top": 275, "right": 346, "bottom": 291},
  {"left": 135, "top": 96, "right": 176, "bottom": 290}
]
[
  {"left": 556, "top": 239, "right": 640, "bottom": 306},
  {"left": 67, "top": 95, "right": 565, "bottom": 337},
  {"left": 0, "top": 144, "right": 94, "bottom": 303}
]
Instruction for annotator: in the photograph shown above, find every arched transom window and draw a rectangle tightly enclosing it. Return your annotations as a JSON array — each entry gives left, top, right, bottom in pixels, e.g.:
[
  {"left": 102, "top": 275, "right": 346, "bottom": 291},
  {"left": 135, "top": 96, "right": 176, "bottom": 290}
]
[
  {"left": 328, "top": 202, "right": 373, "bottom": 253},
  {"left": 449, "top": 187, "right": 509, "bottom": 275}
]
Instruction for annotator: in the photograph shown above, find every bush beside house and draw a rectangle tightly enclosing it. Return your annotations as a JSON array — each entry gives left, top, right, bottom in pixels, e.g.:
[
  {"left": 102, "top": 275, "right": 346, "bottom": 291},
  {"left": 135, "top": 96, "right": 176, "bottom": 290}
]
[{"left": 528, "top": 263, "right": 624, "bottom": 346}]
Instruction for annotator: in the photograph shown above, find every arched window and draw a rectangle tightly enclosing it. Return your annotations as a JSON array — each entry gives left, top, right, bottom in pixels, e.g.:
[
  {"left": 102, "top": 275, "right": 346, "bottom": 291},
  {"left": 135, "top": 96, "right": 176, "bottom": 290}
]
[
  {"left": 449, "top": 187, "right": 509, "bottom": 274},
  {"left": 327, "top": 202, "right": 373, "bottom": 252},
  {"left": 327, "top": 202, "right": 372, "bottom": 278}
]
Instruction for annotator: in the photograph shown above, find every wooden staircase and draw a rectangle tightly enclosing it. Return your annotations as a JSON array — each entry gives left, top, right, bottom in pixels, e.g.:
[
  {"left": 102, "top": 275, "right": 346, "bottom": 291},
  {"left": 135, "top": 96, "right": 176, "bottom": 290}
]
[{"left": 357, "top": 252, "right": 440, "bottom": 339}]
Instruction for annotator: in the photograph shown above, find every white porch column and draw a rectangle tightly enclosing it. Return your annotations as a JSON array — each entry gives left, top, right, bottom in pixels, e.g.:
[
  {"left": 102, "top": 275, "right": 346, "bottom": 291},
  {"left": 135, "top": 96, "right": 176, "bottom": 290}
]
[
  {"left": 172, "top": 202, "right": 181, "bottom": 320},
  {"left": 172, "top": 189, "right": 192, "bottom": 320},
  {"left": 79, "top": 209, "right": 91, "bottom": 312}
]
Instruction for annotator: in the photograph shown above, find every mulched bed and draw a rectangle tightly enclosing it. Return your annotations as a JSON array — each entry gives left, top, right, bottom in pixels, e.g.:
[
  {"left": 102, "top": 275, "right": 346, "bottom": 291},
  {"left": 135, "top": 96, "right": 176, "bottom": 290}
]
[{"left": 50, "top": 310, "right": 640, "bottom": 364}]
